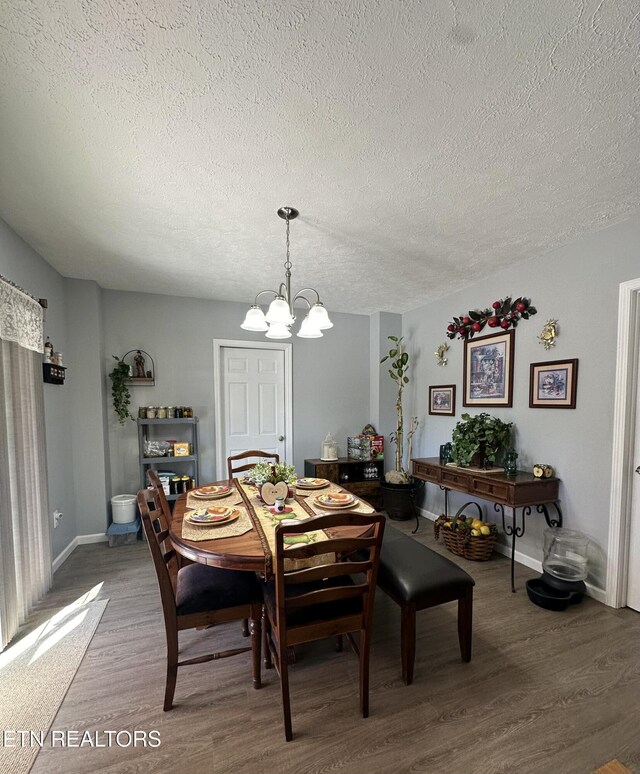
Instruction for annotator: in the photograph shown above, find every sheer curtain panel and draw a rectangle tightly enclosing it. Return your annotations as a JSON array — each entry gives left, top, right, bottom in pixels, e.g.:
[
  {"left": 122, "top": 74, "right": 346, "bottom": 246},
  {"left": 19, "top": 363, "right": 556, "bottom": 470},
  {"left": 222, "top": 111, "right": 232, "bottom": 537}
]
[{"left": 0, "top": 278, "right": 51, "bottom": 651}]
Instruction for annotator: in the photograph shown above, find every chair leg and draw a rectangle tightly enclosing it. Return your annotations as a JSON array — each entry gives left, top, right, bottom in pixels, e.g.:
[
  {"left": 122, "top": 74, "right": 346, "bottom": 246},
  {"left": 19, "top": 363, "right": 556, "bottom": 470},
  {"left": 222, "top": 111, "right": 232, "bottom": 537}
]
[
  {"left": 164, "top": 627, "right": 179, "bottom": 711},
  {"left": 359, "top": 629, "right": 371, "bottom": 718},
  {"left": 458, "top": 588, "right": 473, "bottom": 662},
  {"left": 241, "top": 618, "right": 249, "bottom": 637},
  {"left": 250, "top": 614, "right": 262, "bottom": 689},
  {"left": 262, "top": 608, "right": 273, "bottom": 669},
  {"left": 400, "top": 602, "right": 417, "bottom": 686},
  {"left": 278, "top": 640, "right": 293, "bottom": 742}
]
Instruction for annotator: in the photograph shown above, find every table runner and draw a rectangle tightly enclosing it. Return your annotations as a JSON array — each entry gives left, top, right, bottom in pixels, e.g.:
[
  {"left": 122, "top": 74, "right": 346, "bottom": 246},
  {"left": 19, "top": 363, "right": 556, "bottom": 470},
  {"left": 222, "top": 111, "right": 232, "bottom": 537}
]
[{"left": 236, "top": 480, "right": 374, "bottom": 572}]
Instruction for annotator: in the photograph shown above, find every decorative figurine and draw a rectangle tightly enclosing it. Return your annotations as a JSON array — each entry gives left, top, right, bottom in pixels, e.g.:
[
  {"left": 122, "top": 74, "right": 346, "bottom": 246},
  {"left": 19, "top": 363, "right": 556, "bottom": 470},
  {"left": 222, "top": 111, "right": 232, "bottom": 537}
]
[
  {"left": 134, "top": 350, "right": 146, "bottom": 378},
  {"left": 44, "top": 338, "right": 53, "bottom": 363}
]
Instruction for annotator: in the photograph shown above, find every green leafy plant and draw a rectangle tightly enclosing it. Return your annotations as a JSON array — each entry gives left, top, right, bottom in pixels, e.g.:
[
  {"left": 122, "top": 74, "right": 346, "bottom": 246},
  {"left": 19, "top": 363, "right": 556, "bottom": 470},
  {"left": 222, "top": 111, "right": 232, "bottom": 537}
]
[
  {"left": 451, "top": 412, "right": 512, "bottom": 468},
  {"left": 247, "top": 461, "right": 297, "bottom": 486},
  {"left": 380, "top": 335, "right": 418, "bottom": 483},
  {"left": 109, "top": 356, "right": 134, "bottom": 424}
]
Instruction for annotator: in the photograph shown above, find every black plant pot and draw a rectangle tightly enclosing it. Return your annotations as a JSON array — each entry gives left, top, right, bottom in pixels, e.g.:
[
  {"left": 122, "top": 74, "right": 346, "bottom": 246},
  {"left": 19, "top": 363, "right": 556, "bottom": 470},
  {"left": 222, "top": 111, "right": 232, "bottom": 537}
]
[{"left": 380, "top": 480, "right": 421, "bottom": 521}]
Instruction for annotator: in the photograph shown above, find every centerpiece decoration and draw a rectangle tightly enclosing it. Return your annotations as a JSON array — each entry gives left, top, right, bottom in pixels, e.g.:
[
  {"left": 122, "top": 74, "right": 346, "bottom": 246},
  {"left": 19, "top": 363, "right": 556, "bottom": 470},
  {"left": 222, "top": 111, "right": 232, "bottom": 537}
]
[
  {"left": 246, "top": 461, "right": 298, "bottom": 506},
  {"left": 379, "top": 336, "right": 420, "bottom": 520},
  {"left": 446, "top": 296, "right": 537, "bottom": 340},
  {"left": 451, "top": 412, "right": 513, "bottom": 468}
]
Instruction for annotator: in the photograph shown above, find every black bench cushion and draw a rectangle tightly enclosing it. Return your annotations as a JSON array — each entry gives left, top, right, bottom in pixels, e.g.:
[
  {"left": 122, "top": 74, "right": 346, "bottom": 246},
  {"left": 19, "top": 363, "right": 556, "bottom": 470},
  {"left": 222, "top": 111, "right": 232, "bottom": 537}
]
[
  {"left": 378, "top": 526, "right": 475, "bottom": 607},
  {"left": 176, "top": 563, "right": 262, "bottom": 616}
]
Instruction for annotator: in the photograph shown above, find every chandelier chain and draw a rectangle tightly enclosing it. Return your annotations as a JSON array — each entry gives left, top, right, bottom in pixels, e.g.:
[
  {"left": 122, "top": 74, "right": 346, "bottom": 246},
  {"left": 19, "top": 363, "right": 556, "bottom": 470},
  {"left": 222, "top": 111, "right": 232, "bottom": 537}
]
[{"left": 284, "top": 216, "right": 292, "bottom": 274}]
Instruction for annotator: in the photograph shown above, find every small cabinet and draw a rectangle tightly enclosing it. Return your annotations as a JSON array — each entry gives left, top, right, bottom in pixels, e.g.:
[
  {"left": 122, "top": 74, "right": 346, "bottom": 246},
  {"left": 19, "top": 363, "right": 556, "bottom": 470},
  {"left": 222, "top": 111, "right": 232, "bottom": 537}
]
[
  {"left": 138, "top": 417, "right": 199, "bottom": 501},
  {"left": 43, "top": 363, "right": 66, "bottom": 385},
  {"left": 304, "top": 457, "right": 383, "bottom": 509}
]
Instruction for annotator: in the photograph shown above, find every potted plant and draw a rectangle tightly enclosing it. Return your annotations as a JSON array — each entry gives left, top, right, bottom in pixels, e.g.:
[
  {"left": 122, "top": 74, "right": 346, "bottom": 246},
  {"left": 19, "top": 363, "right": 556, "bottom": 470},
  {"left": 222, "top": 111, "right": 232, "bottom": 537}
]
[
  {"left": 451, "top": 412, "right": 513, "bottom": 468},
  {"left": 379, "top": 336, "right": 419, "bottom": 519},
  {"left": 109, "top": 355, "right": 134, "bottom": 424}
]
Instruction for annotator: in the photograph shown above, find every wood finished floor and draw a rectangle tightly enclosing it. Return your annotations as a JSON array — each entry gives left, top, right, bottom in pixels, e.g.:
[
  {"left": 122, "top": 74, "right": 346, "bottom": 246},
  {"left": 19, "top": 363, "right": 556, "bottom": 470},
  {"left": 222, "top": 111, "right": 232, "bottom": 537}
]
[{"left": 20, "top": 520, "right": 640, "bottom": 774}]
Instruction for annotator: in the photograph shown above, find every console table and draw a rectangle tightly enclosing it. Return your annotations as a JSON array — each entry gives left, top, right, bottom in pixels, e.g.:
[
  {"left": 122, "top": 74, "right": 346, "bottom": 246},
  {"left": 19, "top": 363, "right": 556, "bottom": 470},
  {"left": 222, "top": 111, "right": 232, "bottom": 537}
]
[{"left": 411, "top": 457, "right": 562, "bottom": 592}]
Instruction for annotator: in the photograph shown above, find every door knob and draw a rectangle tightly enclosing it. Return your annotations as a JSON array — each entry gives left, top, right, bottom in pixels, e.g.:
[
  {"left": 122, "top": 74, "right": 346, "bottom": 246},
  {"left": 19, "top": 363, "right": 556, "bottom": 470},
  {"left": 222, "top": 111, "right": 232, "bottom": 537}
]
[{"left": 279, "top": 435, "right": 285, "bottom": 441}]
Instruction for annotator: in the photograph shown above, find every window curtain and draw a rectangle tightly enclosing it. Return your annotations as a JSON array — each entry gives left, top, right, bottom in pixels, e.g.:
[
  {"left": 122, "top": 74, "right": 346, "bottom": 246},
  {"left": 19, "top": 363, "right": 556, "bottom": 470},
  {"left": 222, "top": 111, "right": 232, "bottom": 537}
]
[{"left": 0, "top": 278, "right": 51, "bottom": 651}]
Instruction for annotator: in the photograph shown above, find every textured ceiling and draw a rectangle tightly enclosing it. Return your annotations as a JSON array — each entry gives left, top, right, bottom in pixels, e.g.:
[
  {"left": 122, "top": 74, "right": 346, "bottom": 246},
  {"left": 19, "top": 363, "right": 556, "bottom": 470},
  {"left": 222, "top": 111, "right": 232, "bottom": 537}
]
[{"left": 0, "top": 1, "right": 638, "bottom": 315}]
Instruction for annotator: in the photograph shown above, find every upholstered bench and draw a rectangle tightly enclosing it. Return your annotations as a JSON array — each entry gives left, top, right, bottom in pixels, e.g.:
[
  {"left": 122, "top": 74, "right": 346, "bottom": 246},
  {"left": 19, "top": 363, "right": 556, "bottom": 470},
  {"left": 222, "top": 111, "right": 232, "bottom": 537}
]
[{"left": 377, "top": 525, "right": 475, "bottom": 685}]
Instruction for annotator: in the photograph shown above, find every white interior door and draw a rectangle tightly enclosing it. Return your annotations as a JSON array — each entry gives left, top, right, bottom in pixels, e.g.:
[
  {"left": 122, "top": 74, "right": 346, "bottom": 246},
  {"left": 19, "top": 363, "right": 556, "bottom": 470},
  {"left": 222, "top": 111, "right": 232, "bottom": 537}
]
[{"left": 214, "top": 341, "right": 292, "bottom": 480}]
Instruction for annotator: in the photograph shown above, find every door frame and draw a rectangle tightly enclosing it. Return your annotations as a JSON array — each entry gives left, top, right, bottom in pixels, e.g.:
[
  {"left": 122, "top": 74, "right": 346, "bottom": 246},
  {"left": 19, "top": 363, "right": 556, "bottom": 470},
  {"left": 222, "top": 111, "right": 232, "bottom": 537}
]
[
  {"left": 213, "top": 339, "right": 293, "bottom": 481},
  {"left": 607, "top": 277, "right": 640, "bottom": 607}
]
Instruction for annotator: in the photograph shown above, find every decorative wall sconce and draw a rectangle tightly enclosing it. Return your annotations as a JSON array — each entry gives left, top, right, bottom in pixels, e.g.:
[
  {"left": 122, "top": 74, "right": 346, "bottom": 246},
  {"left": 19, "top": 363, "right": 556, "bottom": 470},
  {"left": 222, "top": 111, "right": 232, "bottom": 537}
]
[
  {"left": 538, "top": 320, "right": 558, "bottom": 350},
  {"left": 434, "top": 342, "right": 449, "bottom": 366}
]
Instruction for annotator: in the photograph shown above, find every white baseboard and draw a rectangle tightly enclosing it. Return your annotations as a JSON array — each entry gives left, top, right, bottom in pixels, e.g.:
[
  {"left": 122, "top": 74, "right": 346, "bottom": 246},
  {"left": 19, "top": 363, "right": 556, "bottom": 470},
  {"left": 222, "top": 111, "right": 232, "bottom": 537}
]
[
  {"left": 53, "top": 533, "right": 109, "bottom": 573},
  {"left": 414, "top": 509, "right": 606, "bottom": 604}
]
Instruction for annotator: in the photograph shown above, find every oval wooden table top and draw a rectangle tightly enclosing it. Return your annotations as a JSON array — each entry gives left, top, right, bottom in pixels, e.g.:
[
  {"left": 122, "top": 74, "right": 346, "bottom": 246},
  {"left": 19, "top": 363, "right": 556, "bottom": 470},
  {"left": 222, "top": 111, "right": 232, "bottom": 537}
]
[
  {"left": 169, "top": 480, "right": 374, "bottom": 578},
  {"left": 170, "top": 482, "right": 267, "bottom": 573}
]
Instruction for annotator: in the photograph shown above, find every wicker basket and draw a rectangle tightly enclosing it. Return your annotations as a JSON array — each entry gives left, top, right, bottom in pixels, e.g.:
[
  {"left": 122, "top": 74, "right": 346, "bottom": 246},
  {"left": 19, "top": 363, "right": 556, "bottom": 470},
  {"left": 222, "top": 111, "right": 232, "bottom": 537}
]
[
  {"left": 434, "top": 515, "right": 497, "bottom": 561},
  {"left": 440, "top": 529, "right": 496, "bottom": 561}
]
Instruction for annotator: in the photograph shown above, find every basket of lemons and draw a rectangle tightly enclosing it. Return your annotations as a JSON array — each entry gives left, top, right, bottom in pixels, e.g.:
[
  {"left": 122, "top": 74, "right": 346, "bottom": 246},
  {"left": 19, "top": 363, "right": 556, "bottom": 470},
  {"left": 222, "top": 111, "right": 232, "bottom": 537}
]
[{"left": 434, "top": 510, "right": 498, "bottom": 561}]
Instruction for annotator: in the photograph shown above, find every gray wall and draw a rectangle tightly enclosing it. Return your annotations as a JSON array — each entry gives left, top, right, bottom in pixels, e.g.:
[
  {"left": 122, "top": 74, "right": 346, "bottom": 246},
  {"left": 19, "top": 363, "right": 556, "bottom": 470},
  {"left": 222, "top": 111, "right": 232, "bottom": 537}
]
[
  {"left": 0, "top": 218, "right": 77, "bottom": 556},
  {"left": 3, "top": 208, "right": 640, "bottom": 597},
  {"left": 101, "top": 290, "right": 372, "bottom": 499},
  {"left": 66, "top": 279, "right": 111, "bottom": 537},
  {"left": 404, "top": 214, "right": 640, "bottom": 591}
]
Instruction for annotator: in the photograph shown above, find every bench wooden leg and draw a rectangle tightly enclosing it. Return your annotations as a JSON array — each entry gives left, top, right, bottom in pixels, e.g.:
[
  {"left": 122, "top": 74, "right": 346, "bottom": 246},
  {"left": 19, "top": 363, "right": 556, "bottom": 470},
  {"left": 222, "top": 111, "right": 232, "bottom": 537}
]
[
  {"left": 400, "top": 602, "right": 416, "bottom": 685},
  {"left": 458, "top": 587, "right": 473, "bottom": 662}
]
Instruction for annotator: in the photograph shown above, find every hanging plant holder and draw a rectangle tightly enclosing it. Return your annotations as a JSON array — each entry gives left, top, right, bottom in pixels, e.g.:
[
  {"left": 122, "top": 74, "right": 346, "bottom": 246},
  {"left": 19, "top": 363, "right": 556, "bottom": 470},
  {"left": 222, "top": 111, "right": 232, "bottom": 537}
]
[{"left": 120, "top": 349, "right": 156, "bottom": 386}]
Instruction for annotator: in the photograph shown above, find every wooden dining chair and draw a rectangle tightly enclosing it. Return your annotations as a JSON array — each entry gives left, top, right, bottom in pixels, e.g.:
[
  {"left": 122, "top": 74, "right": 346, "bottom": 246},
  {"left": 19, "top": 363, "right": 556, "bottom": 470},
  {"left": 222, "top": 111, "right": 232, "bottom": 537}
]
[
  {"left": 136, "top": 488, "right": 263, "bottom": 711},
  {"left": 147, "top": 468, "right": 172, "bottom": 520},
  {"left": 227, "top": 450, "right": 280, "bottom": 486},
  {"left": 262, "top": 511, "right": 385, "bottom": 741}
]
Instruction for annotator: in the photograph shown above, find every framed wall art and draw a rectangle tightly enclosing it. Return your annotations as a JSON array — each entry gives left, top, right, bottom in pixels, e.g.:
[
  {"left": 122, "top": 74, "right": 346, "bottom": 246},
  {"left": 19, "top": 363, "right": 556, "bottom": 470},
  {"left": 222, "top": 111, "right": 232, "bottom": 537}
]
[
  {"left": 463, "top": 330, "right": 514, "bottom": 407},
  {"left": 429, "top": 385, "right": 456, "bottom": 416},
  {"left": 529, "top": 359, "right": 578, "bottom": 408}
]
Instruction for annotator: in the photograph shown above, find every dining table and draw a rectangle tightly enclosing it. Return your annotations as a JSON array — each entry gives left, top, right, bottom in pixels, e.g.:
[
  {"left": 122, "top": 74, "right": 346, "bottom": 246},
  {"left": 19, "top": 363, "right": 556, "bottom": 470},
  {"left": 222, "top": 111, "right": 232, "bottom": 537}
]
[{"left": 169, "top": 476, "right": 377, "bottom": 579}]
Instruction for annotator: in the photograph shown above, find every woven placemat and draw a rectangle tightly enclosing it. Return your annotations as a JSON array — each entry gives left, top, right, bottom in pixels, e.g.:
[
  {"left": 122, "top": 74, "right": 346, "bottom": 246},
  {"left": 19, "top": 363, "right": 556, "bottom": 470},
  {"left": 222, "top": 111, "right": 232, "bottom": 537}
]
[
  {"left": 186, "top": 490, "right": 241, "bottom": 509},
  {"left": 305, "top": 497, "right": 375, "bottom": 516},
  {"left": 181, "top": 509, "right": 253, "bottom": 541}
]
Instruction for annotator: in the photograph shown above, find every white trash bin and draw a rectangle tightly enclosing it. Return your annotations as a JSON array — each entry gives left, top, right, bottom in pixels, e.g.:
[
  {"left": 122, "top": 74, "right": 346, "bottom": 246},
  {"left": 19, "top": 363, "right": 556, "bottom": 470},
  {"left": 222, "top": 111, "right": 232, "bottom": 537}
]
[{"left": 111, "top": 494, "right": 137, "bottom": 524}]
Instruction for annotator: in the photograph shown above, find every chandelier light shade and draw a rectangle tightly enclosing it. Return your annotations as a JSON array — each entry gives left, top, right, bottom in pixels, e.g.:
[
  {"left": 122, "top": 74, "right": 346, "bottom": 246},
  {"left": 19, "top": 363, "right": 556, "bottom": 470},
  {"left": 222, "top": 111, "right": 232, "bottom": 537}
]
[
  {"left": 241, "top": 207, "right": 333, "bottom": 339},
  {"left": 240, "top": 305, "right": 269, "bottom": 331}
]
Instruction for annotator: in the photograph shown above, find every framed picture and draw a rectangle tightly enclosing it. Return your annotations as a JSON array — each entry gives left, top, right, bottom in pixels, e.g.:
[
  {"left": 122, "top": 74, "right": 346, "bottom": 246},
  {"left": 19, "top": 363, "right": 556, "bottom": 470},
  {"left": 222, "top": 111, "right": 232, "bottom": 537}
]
[
  {"left": 463, "top": 330, "right": 515, "bottom": 407},
  {"left": 173, "top": 442, "right": 190, "bottom": 457},
  {"left": 529, "top": 359, "right": 578, "bottom": 409},
  {"left": 429, "top": 385, "right": 456, "bottom": 415}
]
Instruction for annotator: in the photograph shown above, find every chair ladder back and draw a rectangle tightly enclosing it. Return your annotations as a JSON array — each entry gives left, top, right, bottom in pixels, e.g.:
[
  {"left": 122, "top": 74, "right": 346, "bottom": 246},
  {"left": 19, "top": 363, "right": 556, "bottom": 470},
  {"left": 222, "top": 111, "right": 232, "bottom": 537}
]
[
  {"left": 137, "top": 490, "right": 180, "bottom": 606},
  {"left": 273, "top": 512, "right": 385, "bottom": 631},
  {"left": 227, "top": 450, "right": 280, "bottom": 486},
  {"left": 147, "top": 468, "right": 172, "bottom": 521}
]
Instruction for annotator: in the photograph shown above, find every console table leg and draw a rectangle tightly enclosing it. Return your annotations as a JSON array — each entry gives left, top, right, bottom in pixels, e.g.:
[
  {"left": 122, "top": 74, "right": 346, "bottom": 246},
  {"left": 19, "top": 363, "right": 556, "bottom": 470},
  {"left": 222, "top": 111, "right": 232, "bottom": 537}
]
[
  {"left": 538, "top": 502, "right": 563, "bottom": 528},
  {"left": 497, "top": 504, "right": 529, "bottom": 593},
  {"left": 510, "top": 528, "right": 517, "bottom": 593}
]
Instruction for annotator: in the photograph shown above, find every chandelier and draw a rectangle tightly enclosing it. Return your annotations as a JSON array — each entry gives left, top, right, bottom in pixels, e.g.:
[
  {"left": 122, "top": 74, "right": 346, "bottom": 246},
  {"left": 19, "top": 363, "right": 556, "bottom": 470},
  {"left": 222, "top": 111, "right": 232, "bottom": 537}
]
[{"left": 240, "top": 207, "right": 333, "bottom": 339}]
